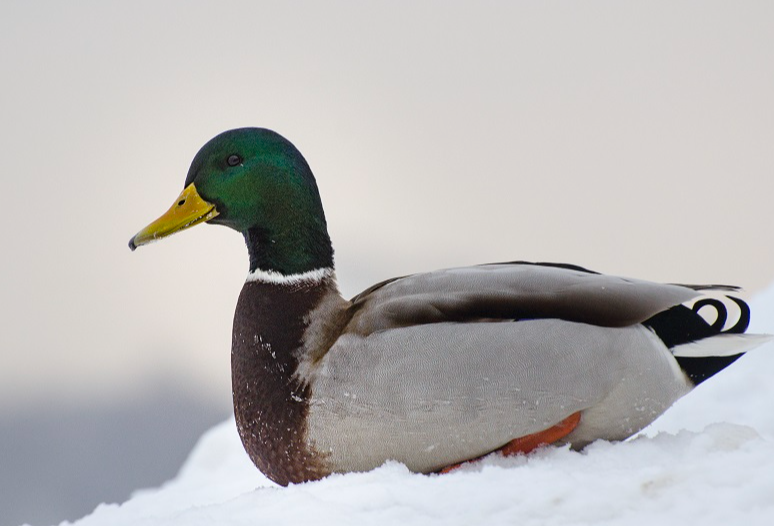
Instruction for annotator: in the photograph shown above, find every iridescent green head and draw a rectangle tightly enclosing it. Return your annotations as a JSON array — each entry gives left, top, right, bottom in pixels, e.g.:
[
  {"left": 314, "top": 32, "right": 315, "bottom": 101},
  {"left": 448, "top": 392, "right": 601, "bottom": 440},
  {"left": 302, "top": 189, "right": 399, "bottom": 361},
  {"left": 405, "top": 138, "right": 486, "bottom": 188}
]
[{"left": 129, "top": 128, "right": 334, "bottom": 275}]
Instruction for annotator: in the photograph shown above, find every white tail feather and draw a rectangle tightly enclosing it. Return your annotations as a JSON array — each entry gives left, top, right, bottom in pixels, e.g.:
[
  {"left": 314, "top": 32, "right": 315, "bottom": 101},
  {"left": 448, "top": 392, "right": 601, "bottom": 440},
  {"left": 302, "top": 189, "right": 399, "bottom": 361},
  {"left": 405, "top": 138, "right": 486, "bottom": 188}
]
[{"left": 672, "top": 333, "right": 774, "bottom": 358}]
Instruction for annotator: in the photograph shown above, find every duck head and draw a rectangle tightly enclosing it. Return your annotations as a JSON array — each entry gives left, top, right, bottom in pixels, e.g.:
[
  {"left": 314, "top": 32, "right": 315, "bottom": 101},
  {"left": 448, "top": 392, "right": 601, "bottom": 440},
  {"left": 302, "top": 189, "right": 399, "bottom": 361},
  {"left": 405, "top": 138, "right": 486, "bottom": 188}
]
[{"left": 129, "top": 128, "right": 333, "bottom": 275}]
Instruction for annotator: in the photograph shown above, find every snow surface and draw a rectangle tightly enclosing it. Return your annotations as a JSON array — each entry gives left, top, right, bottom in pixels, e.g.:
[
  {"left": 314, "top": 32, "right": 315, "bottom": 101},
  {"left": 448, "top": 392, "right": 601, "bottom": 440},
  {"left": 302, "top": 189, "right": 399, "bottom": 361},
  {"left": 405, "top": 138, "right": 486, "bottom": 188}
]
[{"left": 56, "top": 284, "right": 774, "bottom": 526}]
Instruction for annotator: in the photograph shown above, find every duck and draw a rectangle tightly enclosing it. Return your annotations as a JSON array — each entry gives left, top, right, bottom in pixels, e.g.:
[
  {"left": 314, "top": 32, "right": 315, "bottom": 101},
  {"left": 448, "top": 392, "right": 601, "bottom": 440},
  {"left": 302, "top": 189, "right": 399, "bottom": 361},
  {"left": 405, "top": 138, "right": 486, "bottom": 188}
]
[{"left": 129, "top": 127, "right": 771, "bottom": 486}]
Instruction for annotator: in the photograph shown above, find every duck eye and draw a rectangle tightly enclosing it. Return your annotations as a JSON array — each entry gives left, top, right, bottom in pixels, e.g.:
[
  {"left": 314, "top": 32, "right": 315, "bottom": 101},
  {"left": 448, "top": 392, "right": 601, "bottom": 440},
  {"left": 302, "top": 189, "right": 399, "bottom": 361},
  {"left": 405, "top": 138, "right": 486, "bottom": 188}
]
[{"left": 226, "top": 154, "right": 242, "bottom": 167}]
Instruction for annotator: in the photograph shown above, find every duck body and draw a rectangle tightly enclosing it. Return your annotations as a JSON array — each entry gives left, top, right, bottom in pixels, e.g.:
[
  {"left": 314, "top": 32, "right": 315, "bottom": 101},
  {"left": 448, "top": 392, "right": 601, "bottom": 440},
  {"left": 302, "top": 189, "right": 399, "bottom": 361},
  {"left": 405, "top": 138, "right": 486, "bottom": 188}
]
[
  {"left": 130, "top": 128, "right": 771, "bottom": 486},
  {"left": 231, "top": 263, "right": 754, "bottom": 485}
]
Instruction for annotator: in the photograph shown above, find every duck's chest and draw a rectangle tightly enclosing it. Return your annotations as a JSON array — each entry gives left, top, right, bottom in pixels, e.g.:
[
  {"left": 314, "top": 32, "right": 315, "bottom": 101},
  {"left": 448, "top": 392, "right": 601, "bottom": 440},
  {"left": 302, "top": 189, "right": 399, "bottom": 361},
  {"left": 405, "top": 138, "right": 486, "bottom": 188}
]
[{"left": 230, "top": 280, "right": 331, "bottom": 485}]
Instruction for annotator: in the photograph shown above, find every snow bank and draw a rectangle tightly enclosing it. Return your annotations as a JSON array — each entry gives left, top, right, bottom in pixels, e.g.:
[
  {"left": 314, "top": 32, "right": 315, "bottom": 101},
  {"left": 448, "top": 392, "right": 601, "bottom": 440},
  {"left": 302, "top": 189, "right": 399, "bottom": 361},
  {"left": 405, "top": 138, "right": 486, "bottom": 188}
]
[{"left": 59, "top": 284, "right": 774, "bottom": 526}]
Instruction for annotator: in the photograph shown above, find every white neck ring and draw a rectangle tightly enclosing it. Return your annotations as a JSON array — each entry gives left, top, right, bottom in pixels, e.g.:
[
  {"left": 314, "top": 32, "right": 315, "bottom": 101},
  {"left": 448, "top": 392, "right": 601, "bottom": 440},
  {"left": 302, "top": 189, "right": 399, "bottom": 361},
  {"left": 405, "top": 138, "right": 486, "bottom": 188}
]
[{"left": 245, "top": 267, "right": 334, "bottom": 286}]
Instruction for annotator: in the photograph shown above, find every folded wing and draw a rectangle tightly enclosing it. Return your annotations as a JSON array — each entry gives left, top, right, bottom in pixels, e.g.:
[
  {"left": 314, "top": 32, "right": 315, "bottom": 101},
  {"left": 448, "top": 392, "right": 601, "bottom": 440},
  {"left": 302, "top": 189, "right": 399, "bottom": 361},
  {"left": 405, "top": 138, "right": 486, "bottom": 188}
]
[{"left": 347, "top": 262, "right": 725, "bottom": 335}]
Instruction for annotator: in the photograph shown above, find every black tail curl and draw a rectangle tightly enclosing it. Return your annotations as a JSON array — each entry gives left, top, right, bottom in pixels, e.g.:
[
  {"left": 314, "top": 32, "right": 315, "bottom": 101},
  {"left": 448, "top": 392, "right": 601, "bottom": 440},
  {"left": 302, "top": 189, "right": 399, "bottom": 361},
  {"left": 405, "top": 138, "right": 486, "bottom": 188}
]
[{"left": 643, "top": 296, "right": 751, "bottom": 385}]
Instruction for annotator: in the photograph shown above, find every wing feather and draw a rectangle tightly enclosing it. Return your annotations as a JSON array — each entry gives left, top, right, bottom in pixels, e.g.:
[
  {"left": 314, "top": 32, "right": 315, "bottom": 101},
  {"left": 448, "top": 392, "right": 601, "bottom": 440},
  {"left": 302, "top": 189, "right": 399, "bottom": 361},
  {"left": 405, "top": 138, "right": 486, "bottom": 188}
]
[{"left": 347, "top": 263, "right": 708, "bottom": 335}]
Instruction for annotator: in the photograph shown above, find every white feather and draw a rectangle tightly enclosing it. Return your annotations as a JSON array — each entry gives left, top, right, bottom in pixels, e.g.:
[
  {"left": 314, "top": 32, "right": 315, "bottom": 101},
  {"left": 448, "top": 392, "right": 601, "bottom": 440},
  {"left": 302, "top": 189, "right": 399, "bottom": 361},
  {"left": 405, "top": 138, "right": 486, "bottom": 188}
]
[
  {"left": 671, "top": 333, "right": 773, "bottom": 358},
  {"left": 245, "top": 267, "right": 334, "bottom": 285}
]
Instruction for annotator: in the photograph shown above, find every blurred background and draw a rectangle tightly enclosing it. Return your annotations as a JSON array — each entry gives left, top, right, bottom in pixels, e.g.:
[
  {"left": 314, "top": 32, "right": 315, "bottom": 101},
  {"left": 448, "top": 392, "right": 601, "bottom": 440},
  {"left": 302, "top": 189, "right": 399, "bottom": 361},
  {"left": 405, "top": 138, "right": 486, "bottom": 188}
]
[{"left": 1, "top": 1, "right": 773, "bottom": 525}]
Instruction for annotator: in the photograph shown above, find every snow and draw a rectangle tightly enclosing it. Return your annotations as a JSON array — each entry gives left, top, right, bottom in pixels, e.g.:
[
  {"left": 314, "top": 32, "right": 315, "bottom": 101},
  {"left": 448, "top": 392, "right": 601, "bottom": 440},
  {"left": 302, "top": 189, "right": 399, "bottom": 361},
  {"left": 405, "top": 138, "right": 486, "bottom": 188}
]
[{"left": 56, "top": 284, "right": 774, "bottom": 526}]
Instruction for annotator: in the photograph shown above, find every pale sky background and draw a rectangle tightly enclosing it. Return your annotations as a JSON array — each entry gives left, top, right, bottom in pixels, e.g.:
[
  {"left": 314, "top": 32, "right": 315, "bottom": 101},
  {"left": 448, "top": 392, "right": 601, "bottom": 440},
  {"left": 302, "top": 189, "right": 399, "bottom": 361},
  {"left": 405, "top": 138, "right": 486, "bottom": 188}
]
[{"left": 1, "top": 1, "right": 773, "bottom": 523}]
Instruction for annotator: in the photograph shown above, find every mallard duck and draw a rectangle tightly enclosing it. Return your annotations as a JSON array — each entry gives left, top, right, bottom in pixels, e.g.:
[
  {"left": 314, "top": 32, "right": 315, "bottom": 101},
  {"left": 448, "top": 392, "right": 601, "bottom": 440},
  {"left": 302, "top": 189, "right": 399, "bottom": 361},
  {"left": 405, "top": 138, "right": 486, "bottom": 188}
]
[{"left": 129, "top": 128, "right": 770, "bottom": 486}]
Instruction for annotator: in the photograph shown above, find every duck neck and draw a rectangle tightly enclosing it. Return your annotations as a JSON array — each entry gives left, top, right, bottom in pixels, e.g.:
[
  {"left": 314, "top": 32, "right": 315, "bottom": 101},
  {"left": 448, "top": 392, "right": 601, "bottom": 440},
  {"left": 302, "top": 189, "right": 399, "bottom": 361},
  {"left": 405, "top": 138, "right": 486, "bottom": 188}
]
[
  {"left": 243, "top": 224, "right": 334, "bottom": 275},
  {"left": 230, "top": 271, "right": 341, "bottom": 485}
]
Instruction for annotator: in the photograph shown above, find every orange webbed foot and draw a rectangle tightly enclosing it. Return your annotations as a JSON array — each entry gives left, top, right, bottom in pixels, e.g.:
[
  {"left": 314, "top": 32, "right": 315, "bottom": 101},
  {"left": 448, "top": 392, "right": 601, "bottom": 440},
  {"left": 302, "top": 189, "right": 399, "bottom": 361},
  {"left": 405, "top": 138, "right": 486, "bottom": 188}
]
[{"left": 437, "top": 411, "right": 581, "bottom": 474}]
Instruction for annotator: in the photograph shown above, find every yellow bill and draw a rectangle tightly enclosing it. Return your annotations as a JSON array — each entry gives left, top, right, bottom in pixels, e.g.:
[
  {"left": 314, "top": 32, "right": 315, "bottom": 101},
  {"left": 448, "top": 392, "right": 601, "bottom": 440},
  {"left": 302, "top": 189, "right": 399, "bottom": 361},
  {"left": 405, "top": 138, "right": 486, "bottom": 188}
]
[{"left": 129, "top": 183, "right": 219, "bottom": 251}]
